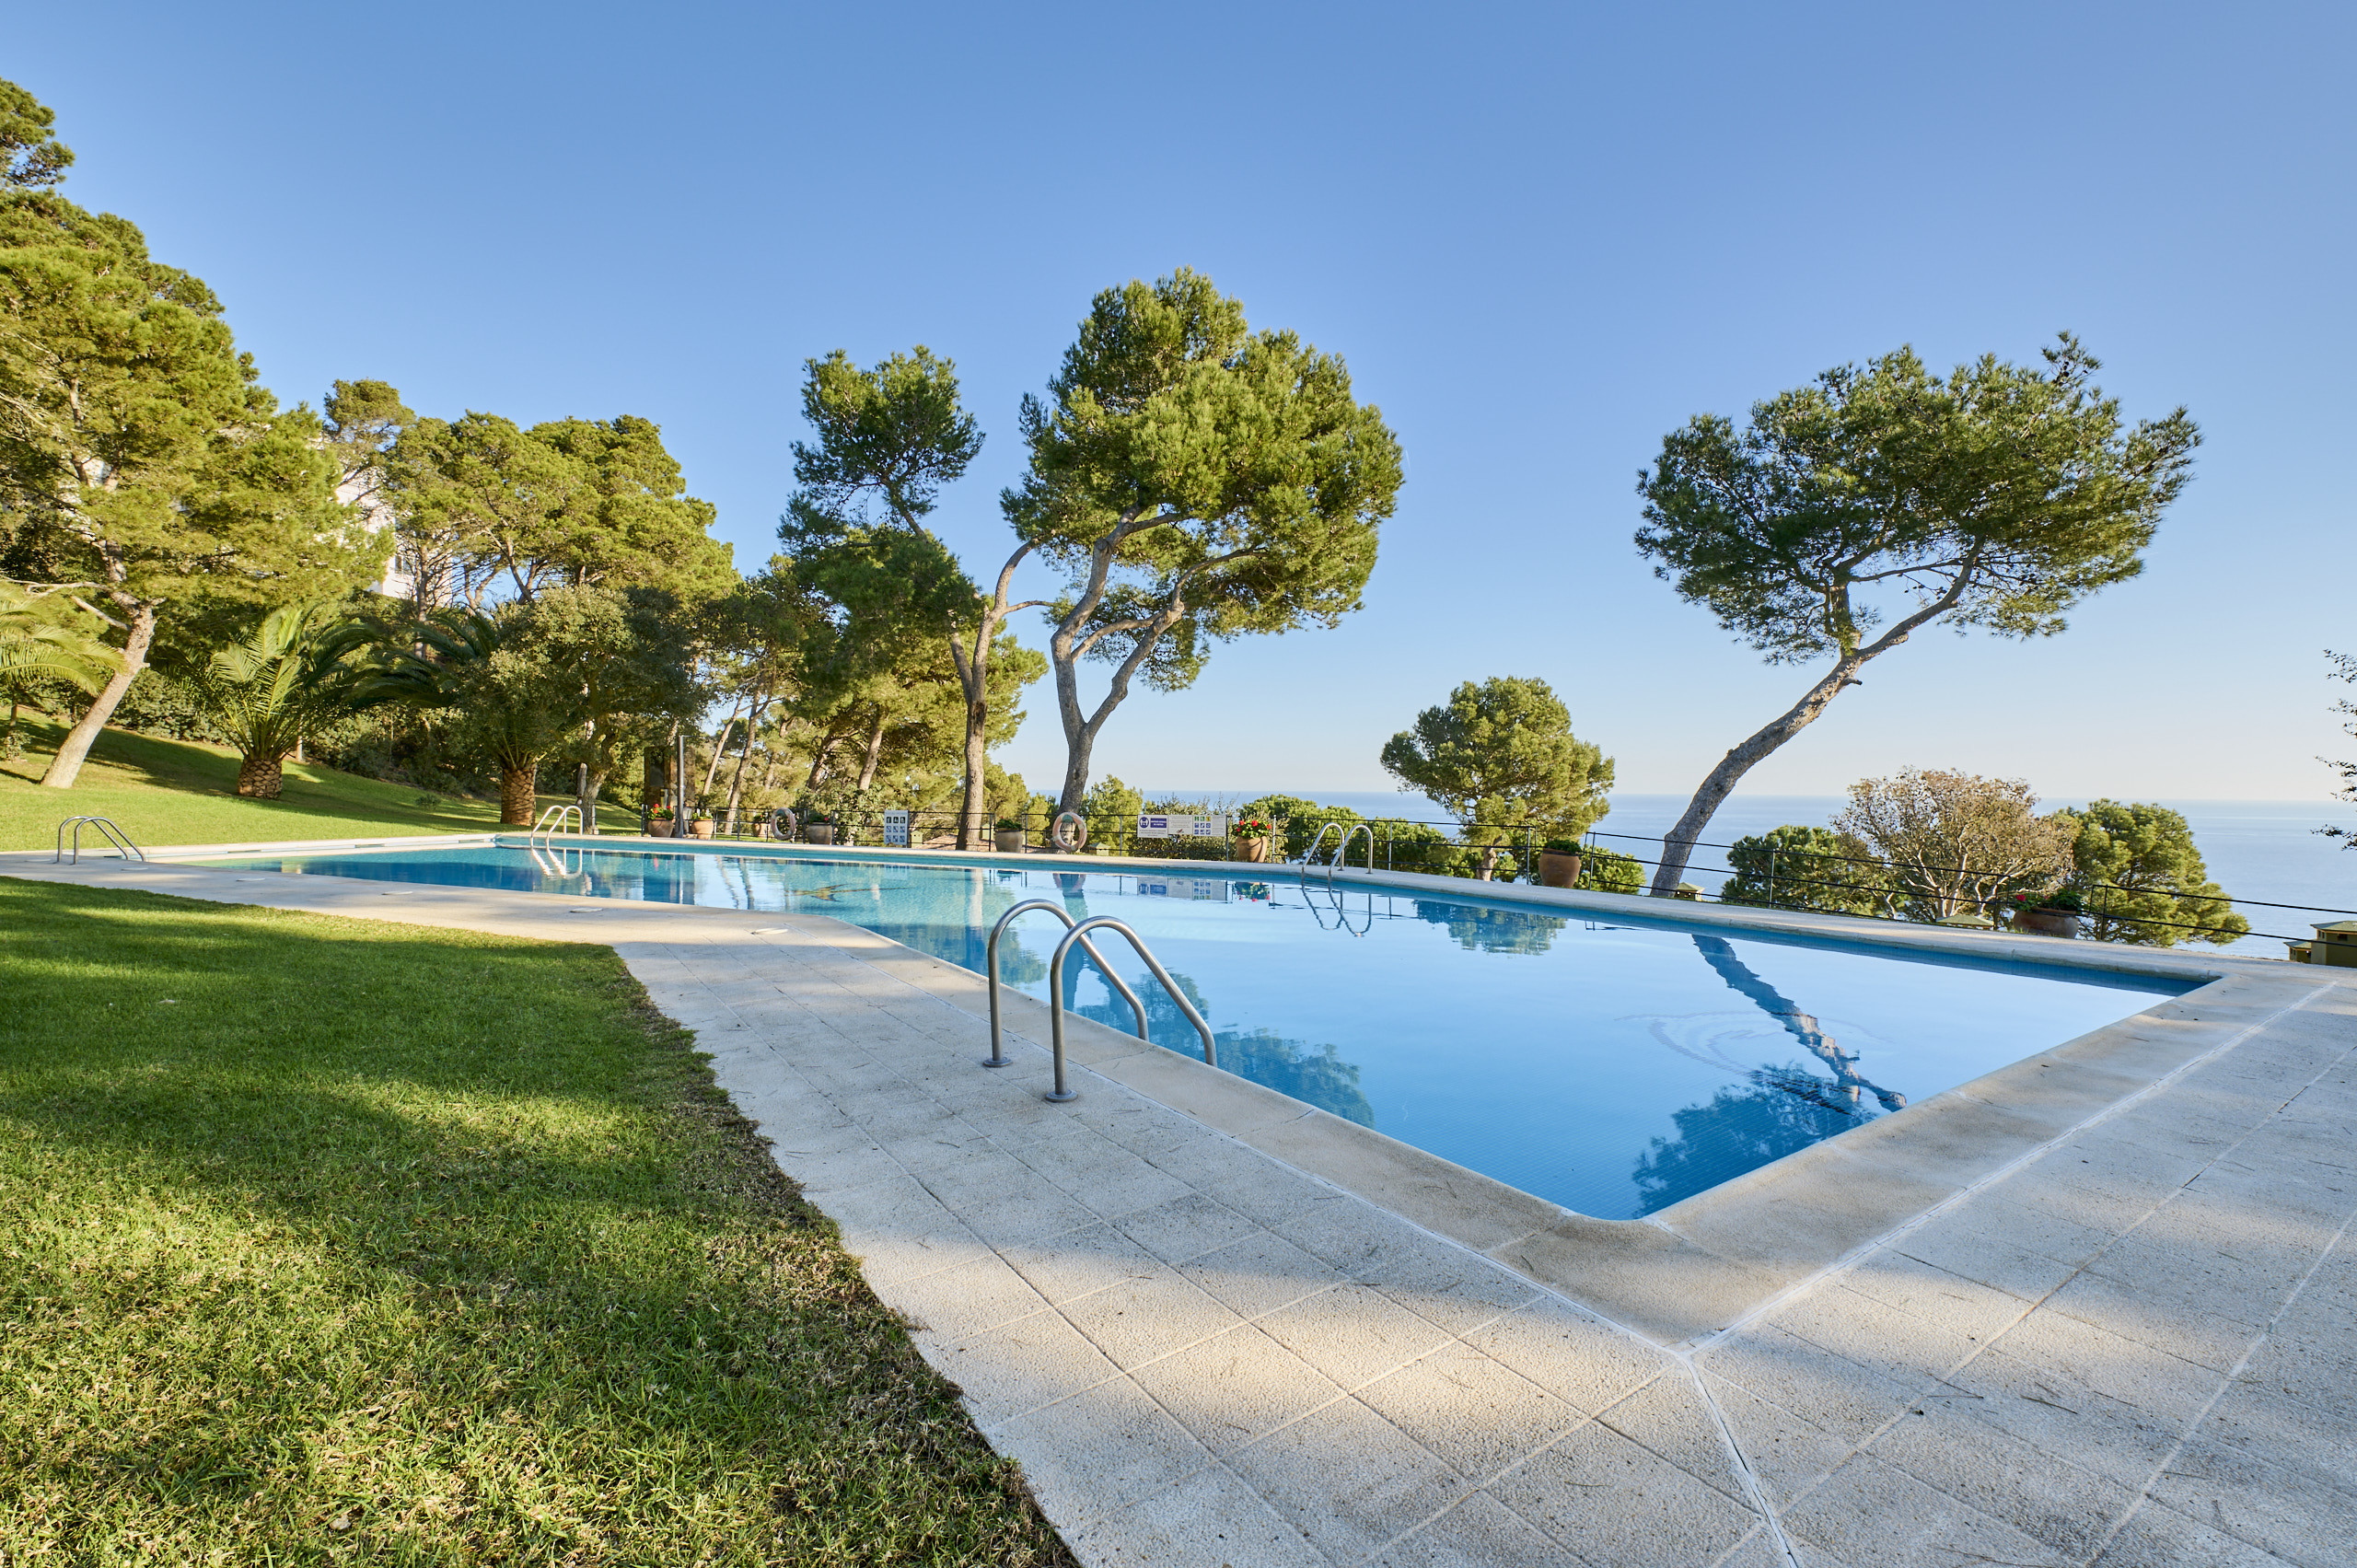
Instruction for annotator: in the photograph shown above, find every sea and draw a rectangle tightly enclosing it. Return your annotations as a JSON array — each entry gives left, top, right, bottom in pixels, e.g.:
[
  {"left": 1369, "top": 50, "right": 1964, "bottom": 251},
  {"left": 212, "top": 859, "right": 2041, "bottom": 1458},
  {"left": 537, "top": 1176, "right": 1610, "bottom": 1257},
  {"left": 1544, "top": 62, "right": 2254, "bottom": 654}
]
[{"left": 1155, "top": 789, "right": 2357, "bottom": 959}]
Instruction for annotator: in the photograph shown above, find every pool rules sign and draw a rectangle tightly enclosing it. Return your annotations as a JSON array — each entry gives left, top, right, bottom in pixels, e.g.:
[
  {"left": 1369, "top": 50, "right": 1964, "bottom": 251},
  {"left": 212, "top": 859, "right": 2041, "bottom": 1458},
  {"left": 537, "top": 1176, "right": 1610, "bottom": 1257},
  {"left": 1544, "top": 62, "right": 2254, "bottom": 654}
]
[{"left": 1136, "top": 813, "right": 1228, "bottom": 841}]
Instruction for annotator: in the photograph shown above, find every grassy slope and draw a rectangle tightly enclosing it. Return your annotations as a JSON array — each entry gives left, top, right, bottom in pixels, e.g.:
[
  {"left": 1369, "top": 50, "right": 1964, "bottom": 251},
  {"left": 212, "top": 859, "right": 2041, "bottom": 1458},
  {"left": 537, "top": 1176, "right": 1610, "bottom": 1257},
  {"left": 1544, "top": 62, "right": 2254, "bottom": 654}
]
[
  {"left": 0, "top": 717, "right": 558, "bottom": 851},
  {"left": 0, "top": 878, "right": 1069, "bottom": 1565}
]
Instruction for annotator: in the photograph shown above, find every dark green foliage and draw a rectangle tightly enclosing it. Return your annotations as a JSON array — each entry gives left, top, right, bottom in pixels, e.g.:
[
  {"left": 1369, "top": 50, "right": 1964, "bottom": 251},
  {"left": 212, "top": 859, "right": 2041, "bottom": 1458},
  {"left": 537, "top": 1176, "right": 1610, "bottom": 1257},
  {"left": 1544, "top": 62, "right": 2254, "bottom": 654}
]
[
  {"left": 0, "top": 77, "right": 73, "bottom": 190},
  {"left": 1379, "top": 677, "right": 1612, "bottom": 878},
  {"left": 2061, "top": 799, "right": 2249, "bottom": 947},
  {"left": 1575, "top": 843, "right": 1646, "bottom": 895},
  {"left": 1723, "top": 825, "right": 1888, "bottom": 915}
]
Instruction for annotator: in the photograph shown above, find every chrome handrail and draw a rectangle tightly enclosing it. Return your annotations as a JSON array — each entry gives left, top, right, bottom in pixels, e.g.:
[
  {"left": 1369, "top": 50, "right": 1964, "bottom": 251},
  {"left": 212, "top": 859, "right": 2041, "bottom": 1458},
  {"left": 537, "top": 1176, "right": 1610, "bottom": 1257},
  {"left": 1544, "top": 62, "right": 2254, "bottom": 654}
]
[
  {"left": 1043, "top": 916, "right": 1215, "bottom": 1101},
  {"left": 528, "top": 803, "right": 582, "bottom": 849},
  {"left": 982, "top": 899, "right": 1148, "bottom": 1068},
  {"left": 1299, "top": 821, "right": 1344, "bottom": 876},
  {"left": 1334, "top": 822, "right": 1375, "bottom": 882},
  {"left": 53, "top": 816, "right": 145, "bottom": 865}
]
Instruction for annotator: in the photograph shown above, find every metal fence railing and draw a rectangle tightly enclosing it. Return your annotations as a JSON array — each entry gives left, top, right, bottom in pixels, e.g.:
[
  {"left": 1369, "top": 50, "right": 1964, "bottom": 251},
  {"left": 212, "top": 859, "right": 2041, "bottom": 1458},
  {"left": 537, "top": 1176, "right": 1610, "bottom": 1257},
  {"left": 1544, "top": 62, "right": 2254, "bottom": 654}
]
[{"left": 580, "top": 805, "right": 2340, "bottom": 951}]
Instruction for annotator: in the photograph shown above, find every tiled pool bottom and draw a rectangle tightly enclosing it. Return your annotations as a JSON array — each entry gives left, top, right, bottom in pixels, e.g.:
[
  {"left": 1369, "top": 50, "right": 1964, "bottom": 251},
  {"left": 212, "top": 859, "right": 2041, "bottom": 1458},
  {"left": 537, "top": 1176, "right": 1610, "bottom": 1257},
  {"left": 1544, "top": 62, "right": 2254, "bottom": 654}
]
[{"left": 204, "top": 843, "right": 2189, "bottom": 1220}]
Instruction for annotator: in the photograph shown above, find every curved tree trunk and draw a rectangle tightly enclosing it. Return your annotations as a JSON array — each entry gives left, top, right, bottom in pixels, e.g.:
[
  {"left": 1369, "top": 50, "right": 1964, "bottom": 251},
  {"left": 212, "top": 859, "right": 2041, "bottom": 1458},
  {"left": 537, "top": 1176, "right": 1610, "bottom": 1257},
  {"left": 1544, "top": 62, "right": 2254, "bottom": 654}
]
[
  {"left": 39, "top": 601, "right": 157, "bottom": 790},
  {"left": 500, "top": 761, "right": 539, "bottom": 826},
  {"left": 236, "top": 752, "right": 286, "bottom": 800}
]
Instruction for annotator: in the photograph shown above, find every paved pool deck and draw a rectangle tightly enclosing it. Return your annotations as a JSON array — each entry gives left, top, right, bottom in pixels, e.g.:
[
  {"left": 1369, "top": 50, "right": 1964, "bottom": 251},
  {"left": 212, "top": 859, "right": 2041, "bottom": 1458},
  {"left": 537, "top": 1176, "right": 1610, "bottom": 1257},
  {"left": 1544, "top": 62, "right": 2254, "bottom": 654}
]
[{"left": 9, "top": 844, "right": 2354, "bottom": 1568}]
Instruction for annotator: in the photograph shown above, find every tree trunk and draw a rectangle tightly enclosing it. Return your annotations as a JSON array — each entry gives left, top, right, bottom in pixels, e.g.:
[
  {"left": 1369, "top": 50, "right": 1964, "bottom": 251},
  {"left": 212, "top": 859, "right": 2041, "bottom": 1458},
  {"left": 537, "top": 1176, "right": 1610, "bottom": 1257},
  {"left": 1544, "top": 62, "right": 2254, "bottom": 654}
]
[
  {"left": 1649, "top": 655, "right": 1864, "bottom": 895},
  {"left": 500, "top": 761, "right": 539, "bottom": 826},
  {"left": 698, "top": 700, "right": 741, "bottom": 805},
  {"left": 237, "top": 751, "right": 286, "bottom": 800},
  {"left": 855, "top": 705, "right": 888, "bottom": 793},
  {"left": 724, "top": 692, "right": 768, "bottom": 827},
  {"left": 39, "top": 601, "right": 157, "bottom": 789}
]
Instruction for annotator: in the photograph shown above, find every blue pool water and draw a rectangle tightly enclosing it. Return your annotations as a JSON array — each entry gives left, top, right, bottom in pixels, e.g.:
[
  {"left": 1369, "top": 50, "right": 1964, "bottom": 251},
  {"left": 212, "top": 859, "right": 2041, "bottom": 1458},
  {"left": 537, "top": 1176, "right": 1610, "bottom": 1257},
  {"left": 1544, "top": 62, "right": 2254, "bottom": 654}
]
[{"left": 207, "top": 843, "right": 2189, "bottom": 1219}]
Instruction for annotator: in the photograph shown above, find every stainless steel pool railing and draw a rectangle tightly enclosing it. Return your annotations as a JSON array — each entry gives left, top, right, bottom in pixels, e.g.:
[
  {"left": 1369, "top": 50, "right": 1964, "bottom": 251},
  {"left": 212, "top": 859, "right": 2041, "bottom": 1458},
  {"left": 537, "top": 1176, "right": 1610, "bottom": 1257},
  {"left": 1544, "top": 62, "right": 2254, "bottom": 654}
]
[
  {"left": 983, "top": 900, "right": 1148, "bottom": 1069},
  {"left": 1042, "top": 917, "right": 1216, "bottom": 1102},
  {"left": 528, "top": 803, "right": 582, "bottom": 848},
  {"left": 1298, "top": 820, "right": 1375, "bottom": 885},
  {"left": 54, "top": 816, "right": 145, "bottom": 865}
]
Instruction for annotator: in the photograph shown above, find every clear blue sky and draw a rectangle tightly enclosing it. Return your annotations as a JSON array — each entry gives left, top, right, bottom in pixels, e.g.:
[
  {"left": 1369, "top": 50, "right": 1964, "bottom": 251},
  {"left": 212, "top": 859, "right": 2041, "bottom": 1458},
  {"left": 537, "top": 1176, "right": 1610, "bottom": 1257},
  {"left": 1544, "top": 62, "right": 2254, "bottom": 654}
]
[{"left": 17, "top": 1, "right": 2351, "bottom": 801}]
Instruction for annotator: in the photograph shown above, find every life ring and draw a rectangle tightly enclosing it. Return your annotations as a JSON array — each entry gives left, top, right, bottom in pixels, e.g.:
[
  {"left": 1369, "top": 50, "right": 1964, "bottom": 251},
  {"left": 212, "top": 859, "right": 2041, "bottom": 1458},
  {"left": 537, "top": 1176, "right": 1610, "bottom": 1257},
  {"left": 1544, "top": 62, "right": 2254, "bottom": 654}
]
[
  {"left": 771, "top": 807, "right": 798, "bottom": 842},
  {"left": 1051, "top": 811, "right": 1087, "bottom": 852}
]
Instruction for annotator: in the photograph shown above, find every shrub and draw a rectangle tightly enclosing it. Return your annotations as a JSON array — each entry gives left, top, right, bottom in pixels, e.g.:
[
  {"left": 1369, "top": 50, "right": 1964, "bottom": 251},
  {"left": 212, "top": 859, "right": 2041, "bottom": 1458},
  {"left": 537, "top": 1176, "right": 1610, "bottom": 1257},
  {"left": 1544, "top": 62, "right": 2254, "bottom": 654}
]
[{"left": 1723, "top": 826, "right": 1888, "bottom": 916}]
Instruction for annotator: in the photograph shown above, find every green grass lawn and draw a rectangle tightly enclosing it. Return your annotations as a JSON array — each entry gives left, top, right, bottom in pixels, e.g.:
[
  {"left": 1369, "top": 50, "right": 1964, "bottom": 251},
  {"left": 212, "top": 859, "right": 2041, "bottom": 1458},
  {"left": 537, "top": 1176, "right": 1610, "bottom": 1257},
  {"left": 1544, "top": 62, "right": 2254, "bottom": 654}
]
[
  {"left": 0, "top": 717, "right": 557, "bottom": 852},
  {"left": 0, "top": 878, "right": 1071, "bottom": 1565}
]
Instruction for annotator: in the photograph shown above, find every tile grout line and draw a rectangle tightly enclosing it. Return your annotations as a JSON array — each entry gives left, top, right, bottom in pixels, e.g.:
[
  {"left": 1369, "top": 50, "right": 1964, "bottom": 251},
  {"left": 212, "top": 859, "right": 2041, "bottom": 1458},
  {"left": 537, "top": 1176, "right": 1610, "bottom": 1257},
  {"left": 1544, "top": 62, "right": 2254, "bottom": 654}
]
[
  {"left": 1740, "top": 1027, "right": 2357, "bottom": 1555},
  {"left": 2076, "top": 1125, "right": 2357, "bottom": 1564}
]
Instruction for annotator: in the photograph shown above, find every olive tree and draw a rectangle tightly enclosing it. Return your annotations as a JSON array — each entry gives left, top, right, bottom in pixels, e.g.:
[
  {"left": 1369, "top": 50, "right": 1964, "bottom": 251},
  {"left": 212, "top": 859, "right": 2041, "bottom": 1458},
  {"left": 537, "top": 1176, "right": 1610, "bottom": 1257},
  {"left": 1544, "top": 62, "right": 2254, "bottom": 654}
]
[
  {"left": 1379, "top": 677, "right": 1613, "bottom": 879},
  {"left": 1834, "top": 769, "right": 2074, "bottom": 922},
  {"left": 1635, "top": 336, "right": 2198, "bottom": 894},
  {"left": 1005, "top": 269, "right": 1403, "bottom": 815}
]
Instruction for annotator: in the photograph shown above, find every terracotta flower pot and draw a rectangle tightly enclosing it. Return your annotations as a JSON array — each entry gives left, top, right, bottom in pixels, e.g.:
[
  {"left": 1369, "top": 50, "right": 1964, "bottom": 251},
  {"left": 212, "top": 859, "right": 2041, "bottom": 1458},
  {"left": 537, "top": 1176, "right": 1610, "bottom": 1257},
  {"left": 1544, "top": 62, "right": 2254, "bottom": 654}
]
[
  {"left": 1236, "top": 836, "right": 1271, "bottom": 863},
  {"left": 1538, "top": 850, "right": 1583, "bottom": 889},
  {"left": 806, "top": 825, "right": 836, "bottom": 845},
  {"left": 648, "top": 819, "right": 674, "bottom": 838},
  {"left": 691, "top": 818, "right": 714, "bottom": 840},
  {"left": 994, "top": 829, "right": 1025, "bottom": 854}
]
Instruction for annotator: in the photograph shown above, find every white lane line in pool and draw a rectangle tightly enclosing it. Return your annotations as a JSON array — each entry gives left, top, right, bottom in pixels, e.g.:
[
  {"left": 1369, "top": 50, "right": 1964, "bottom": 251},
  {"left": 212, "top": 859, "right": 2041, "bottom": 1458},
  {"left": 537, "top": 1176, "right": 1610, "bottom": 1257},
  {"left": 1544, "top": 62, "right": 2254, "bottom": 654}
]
[{"left": 1681, "top": 980, "right": 2335, "bottom": 1357}]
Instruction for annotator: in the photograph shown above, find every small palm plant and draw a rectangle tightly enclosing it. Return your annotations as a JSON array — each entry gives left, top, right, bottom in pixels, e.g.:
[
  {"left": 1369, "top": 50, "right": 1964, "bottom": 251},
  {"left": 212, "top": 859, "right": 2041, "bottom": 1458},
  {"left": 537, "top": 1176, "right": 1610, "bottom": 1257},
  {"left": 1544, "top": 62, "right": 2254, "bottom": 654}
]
[
  {"left": 0, "top": 582, "right": 121, "bottom": 758},
  {"left": 193, "top": 602, "right": 393, "bottom": 798}
]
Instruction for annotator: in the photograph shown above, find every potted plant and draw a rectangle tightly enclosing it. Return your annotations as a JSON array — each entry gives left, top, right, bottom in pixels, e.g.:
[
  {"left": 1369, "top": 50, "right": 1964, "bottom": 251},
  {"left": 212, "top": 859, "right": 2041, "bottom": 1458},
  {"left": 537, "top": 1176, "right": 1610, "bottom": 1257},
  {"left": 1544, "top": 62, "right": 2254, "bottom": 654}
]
[
  {"left": 805, "top": 809, "right": 835, "bottom": 846},
  {"left": 993, "top": 817, "right": 1026, "bottom": 854},
  {"left": 2006, "top": 886, "right": 2084, "bottom": 937},
  {"left": 1232, "top": 812, "right": 1274, "bottom": 862},
  {"left": 689, "top": 794, "right": 716, "bottom": 840},
  {"left": 1538, "top": 838, "right": 1584, "bottom": 889},
  {"left": 646, "top": 800, "right": 675, "bottom": 838}
]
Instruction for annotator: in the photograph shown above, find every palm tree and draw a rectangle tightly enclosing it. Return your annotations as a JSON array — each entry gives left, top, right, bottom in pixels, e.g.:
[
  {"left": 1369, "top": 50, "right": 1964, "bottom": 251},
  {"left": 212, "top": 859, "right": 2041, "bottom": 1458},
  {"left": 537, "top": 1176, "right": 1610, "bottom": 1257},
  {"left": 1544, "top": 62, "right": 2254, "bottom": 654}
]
[
  {"left": 193, "top": 603, "right": 394, "bottom": 799},
  {"left": 0, "top": 582, "right": 121, "bottom": 758}
]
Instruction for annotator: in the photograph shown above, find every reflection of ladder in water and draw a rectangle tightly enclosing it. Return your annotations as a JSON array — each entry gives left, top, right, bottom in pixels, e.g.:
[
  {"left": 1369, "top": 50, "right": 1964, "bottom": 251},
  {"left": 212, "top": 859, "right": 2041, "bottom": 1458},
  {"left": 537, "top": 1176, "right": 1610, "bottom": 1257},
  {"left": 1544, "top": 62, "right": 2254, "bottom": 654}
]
[
  {"left": 54, "top": 816, "right": 145, "bottom": 865},
  {"left": 527, "top": 804, "right": 584, "bottom": 877}
]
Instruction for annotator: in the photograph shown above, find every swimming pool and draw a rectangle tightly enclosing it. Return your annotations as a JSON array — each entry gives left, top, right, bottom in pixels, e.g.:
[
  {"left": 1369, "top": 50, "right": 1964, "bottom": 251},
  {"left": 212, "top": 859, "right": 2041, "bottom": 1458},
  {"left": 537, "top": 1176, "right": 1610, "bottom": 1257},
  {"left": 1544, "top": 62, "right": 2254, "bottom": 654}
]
[{"left": 205, "top": 842, "right": 2188, "bottom": 1220}]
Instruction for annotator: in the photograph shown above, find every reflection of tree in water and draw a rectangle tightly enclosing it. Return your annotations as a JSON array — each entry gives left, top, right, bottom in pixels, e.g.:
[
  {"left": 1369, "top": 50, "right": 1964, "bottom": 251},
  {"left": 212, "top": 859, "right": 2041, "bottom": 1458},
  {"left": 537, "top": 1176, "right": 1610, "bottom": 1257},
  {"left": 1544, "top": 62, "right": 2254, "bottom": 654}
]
[
  {"left": 1631, "top": 936, "right": 1914, "bottom": 1214},
  {"left": 1412, "top": 900, "right": 1566, "bottom": 956},
  {"left": 1632, "top": 1068, "right": 1861, "bottom": 1214},
  {"left": 1075, "top": 970, "right": 1376, "bottom": 1126}
]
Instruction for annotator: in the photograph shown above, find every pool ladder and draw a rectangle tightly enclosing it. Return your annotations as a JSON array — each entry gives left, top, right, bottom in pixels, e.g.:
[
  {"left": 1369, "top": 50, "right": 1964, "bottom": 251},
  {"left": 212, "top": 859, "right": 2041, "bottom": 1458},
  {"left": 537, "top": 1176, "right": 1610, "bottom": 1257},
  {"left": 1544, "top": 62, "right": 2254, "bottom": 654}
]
[
  {"left": 982, "top": 899, "right": 1216, "bottom": 1102},
  {"left": 526, "top": 804, "right": 586, "bottom": 876},
  {"left": 1299, "top": 820, "right": 1375, "bottom": 884},
  {"left": 54, "top": 816, "right": 145, "bottom": 864}
]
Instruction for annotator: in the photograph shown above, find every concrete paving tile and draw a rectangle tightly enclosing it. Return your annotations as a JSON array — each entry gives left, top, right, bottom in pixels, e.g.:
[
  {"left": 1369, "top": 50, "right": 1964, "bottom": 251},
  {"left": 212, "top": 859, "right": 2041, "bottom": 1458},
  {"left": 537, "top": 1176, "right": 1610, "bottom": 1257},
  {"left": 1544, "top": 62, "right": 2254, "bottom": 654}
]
[
  {"left": 1356, "top": 1340, "right": 1585, "bottom": 1483},
  {"left": 808, "top": 1169, "right": 954, "bottom": 1237},
  {"left": 2234, "top": 1327, "right": 2357, "bottom": 1420},
  {"left": 1459, "top": 1296, "right": 1669, "bottom": 1418},
  {"left": 1040, "top": 1151, "right": 1198, "bottom": 1223},
  {"left": 1779, "top": 1451, "right": 2068, "bottom": 1568},
  {"left": 1838, "top": 1250, "right": 2034, "bottom": 1349},
  {"left": 2148, "top": 1434, "right": 2357, "bottom": 1568},
  {"left": 1760, "top": 1282, "right": 1988, "bottom": 1388},
  {"left": 1356, "top": 1229, "right": 1543, "bottom": 1339},
  {"left": 2194, "top": 1378, "right": 2357, "bottom": 1505},
  {"left": 983, "top": 1374, "right": 1216, "bottom": 1527},
  {"left": 769, "top": 1140, "right": 900, "bottom": 1196},
  {"left": 1699, "top": 1373, "right": 1856, "bottom": 1510},
  {"left": 1069, "top": 1098, "right": 1218, "bottom": 1158},
  {"left": 1225, "top": 1395, "right": 1472, "bottom": 1562},
  {"left": 869, "top": 1251, "right": 1050, "bottom": 1342},
  {"left": 1898, "top": 1192, "right": 2117, "bottom": 1288},
  {"left": 2003, "top": 1167, "right": 2171, "bottom": 1241},
  {"left": 919, "top": 1307, "right": 1120, "bottom": 1428},
  {"left": 1596, "top": 1370, "right": 1747, "bottom": 1499},
  {"left": 2042, "top": 1262, "right": 2270, "bottom": 1373},
  {"left": 938, "top": 1183, "right": 1103, "bottom": 1249},
  {"left": 1000, "top": 1219, "right": 1162, "bottom": 1306},
  {"left": 1061, "top": 1261, "right": 1249, "bottom": 1371},
  {"left": 1860, "top": 1397, "right": 2137, "bottom": 1561},
  {"left": 1936, "top": 1349, "right": 2192, "bottom": 1493},
  {"left": 1991, "top": 1306, "right": 2227, "bottom": 1426},
  {"left": 1178, "top": 1229, "right": 1350, "bottom": 1322},
  {"left": 1144, "top": 1135, "right": 1335, "bottom": 1229},
  {"left": 1131, "top": 1324, "right": 1348, "bottom": 1458},
  {"left": 1271, "top": 1190, "right": 1438, "bottom": 1277},
  {"left": 1487, "top": 1419, "right": 1758, "bottom": 1567},
  {"left": 1370, "top": 1488, "right": 1570, "bottom": 1568},
  {"left": 1258, "top": 1283, "right": 1456, "bottom": 1390},
  {"left": 1700, "top": 1326, "right": 1918, "bottom": 1447},
  {"left": 2085, "top": 1500, "right": 2289, "bottom": 1567},
  {"left": 1111, "top": 1190, "right": 1262, "bottom": 1265},
  {"left": 1492, "top": 1213, "right": 1787, "bottom": 1347},
  {"left": 1065, "top": 1459, "right": 1327, "bottom": 1568}
]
